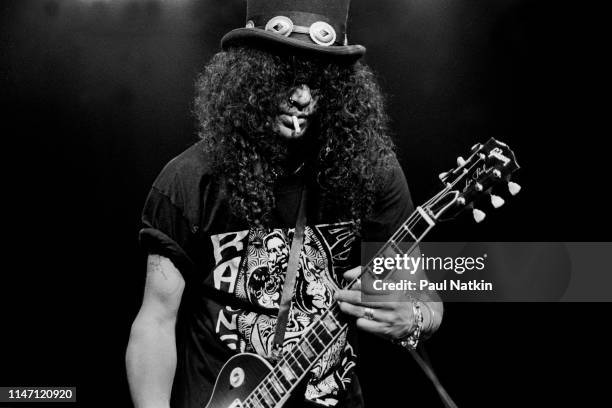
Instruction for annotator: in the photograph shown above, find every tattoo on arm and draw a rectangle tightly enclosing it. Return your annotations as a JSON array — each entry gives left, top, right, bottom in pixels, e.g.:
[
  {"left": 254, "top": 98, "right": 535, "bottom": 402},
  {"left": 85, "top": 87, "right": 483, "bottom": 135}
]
[
  {"left": 146, "top": 254, "right": 184, "bottom": 301},
  {"left": 148, "top": 255, "right": 168, "bottom": 280}
]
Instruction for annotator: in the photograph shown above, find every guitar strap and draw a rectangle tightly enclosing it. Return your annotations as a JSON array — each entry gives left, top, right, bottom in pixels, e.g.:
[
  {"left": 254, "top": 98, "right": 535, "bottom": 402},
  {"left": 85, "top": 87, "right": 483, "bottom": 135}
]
[{"left": 270, "top": 186, "right": 308, "bottom": 360}]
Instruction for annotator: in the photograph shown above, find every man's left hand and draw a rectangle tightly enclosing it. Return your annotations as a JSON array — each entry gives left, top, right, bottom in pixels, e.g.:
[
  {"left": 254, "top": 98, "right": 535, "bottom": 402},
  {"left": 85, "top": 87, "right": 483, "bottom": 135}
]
[{"left": 334, "top": 266, "right": 437, "bottom": 341}]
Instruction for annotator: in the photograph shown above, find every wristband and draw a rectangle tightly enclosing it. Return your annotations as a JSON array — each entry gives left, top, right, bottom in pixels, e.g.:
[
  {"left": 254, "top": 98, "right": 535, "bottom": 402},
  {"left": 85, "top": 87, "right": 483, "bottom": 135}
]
[{"left": 394, "top": 300, "right": 424, "bottom": 350}]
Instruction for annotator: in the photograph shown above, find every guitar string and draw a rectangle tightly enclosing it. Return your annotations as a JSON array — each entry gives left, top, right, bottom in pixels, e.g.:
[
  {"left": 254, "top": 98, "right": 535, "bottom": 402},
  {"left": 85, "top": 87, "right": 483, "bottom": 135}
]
[{"left": 243, "top": 157, "right": 485, "bottom": 407}]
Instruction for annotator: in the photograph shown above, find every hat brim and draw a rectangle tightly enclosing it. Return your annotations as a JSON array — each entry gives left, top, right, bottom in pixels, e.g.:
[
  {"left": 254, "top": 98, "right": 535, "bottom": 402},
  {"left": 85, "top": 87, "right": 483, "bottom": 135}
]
[{"left": 221, "top": 28, "right": 366, "bottom": 60}]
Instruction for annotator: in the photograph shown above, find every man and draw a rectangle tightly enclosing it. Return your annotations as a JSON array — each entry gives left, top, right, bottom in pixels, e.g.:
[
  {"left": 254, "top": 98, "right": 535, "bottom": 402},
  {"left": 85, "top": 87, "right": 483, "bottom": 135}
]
[{"left": 126, "top": 1, "right": 442, "bottom": 407}]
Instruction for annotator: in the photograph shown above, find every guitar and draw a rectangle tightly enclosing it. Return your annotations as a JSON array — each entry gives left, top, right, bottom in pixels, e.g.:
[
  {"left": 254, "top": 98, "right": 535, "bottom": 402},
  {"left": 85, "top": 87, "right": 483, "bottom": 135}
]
[{"left": 205, "top": 138, "right": 520, "bottom": 408}]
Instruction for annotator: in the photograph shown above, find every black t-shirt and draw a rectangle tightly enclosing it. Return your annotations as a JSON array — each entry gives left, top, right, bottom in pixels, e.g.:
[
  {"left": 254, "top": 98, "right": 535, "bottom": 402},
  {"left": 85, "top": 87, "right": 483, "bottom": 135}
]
[{"left": 140, "top": 141, "right": 413, "bottom": 408}]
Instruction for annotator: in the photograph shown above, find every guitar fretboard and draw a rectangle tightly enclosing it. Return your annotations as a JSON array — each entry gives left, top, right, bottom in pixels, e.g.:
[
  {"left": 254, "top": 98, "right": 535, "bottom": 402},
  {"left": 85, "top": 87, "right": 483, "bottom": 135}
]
[{"left": 243, "top": 304, "right": 346, "bottom": 408}]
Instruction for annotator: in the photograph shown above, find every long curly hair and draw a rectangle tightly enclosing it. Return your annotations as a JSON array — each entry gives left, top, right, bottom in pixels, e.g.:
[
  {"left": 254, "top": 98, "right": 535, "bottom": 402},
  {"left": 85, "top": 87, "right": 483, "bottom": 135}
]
[{"left": 194, "top": 46, "right": 396, "bottom": 230}]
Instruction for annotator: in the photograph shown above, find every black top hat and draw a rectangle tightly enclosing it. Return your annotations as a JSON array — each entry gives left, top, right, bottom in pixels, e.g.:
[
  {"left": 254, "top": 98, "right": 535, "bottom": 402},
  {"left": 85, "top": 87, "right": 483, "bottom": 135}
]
[{"left": 221, "top": 0, "right": 366, "bottom": 60}]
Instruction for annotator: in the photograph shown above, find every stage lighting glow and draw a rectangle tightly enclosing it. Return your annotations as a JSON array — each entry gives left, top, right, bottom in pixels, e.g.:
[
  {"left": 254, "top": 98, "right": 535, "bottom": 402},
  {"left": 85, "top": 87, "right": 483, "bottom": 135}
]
[{"left": 76, "top": 0, "right": 194, "bottom": 4}]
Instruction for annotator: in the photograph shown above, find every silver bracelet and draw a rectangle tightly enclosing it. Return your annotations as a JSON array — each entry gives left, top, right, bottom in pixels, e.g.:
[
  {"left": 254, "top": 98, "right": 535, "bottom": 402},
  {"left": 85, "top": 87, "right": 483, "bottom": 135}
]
[
  {"left": 423, "top": 302, "right": 435, "bottom": 333},
  {"left": 394, "top": 300, "right": 424, "bottom": 351}
]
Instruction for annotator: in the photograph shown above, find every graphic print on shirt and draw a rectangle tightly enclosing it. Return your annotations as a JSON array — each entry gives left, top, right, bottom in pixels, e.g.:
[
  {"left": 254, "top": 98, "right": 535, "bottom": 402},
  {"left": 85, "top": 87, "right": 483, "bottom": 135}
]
[{"left": 210, "top": 222, "right": 356, "bottom": 407}]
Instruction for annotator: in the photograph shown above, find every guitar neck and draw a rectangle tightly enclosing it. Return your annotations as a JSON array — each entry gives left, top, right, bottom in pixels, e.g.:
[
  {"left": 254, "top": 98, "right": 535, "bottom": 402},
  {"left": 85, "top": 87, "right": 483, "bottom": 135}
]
[{"left": 242, "top": 206, "right": 439, "bottom": 408}]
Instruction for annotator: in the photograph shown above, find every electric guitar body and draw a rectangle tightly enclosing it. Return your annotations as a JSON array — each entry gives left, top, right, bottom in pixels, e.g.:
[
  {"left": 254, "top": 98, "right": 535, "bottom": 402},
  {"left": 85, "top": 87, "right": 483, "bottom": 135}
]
[{"left": 205, "top": 353, "right": 287, "bottom": 408}]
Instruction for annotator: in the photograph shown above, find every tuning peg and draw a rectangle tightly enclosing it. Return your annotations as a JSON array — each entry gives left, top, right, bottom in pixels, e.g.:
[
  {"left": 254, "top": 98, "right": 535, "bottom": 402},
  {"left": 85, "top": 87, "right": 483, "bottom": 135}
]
[
  {"left": 473, "top": 208, "right": 486, "bottom": 223},
  {"left": 456, "top": 156, "right": 466, "bottom": 167},
  {"left": 438, "top": 171, "right": 449, "bottom": 181},
  {"left": 474, "top": 182, "right": 484, "bottom": 192},
  {"left": 490, "top": 194, "right": 505, "bottom": 208},
  {"left": 457, "top": 196, "right": 466, "bottom": 205},
  {"left": 508, "top": 181, "right": 521, "bottom": 196}
]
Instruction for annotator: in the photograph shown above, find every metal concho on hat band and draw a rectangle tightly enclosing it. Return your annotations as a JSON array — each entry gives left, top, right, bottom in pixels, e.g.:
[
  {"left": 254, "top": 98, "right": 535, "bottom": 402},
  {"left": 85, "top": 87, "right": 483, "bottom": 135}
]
[{"left": 248, "top": 16, "right": 337, "bottom": 46}]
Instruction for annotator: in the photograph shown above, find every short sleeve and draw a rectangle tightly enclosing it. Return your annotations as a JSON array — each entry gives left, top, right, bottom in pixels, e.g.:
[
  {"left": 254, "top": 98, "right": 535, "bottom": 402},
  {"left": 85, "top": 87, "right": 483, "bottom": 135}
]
[
  {"left": 138, "top": 142, "right": 213, "bottom": 280},
  {"left": 361, "top": 156, "right": 414, "bottom": 242},
  {"left": 140, "top": 186, "right": 195, "bottom": 279}
]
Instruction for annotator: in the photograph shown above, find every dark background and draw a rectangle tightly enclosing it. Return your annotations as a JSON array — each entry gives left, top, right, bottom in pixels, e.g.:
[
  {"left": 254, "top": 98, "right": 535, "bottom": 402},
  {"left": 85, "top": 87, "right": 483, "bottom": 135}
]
[{"left": 1, "top": 0, "right": 609, "bottom": 406}]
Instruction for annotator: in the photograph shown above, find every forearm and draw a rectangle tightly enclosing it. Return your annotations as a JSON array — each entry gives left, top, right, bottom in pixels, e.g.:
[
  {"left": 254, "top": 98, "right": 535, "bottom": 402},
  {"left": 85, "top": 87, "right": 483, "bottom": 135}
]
[{"left": 126, "top": 314, "right": 177, "bottom": 408}]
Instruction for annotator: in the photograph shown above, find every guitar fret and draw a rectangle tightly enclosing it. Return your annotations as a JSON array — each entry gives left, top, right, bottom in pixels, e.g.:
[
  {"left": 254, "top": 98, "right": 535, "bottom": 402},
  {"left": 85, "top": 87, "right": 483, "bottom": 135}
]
[
  {"left": 279, "top": 361, "right": 297, "bottom": 382},
  {"left": 294, "top": 344, "right": 311, "bottom": 369},
  {"left": 363, "top": 265, "right": 377, "bottom": 279},
  {"left": 329, "top": 312, "right": 343, "bottom": 332},
  {"left": 269, "top": 373, "right": 286, "bottom": 395},
  {"left": 403, "top": 223, "right": 418, "bottom": 241},
  {"left": 288, "top": 350, "right": 304, "bottom": 372},
  {"left": 300, "top": 338, "right": 315, "bottom": 359},
  {"left": 262, "top": 378, "right": 283, "bottom": 401},
  {"left": 330, "top": 311, "right": 340, "bottom": 324},
  {"left": 412, "top": 213, "right": 435, "bottom": 241},
  {"left": 388, "top": 240, "right": 403, "bottom": 255},
  {"left": 259, "top": 384, "right": 274, "bottom": 407},
  {"left": 309, "top": 328, "right": 324, "bottom": 348},
  {"left": 315, "top": 322, "right": 333, "bottom": 343},
  {"left": 274, "top": 366, "right": 293, "bottom": 390},
  {"left": 322, "top": 314, "right": 338, "bottom": 333},
  {"left": 251, "top": 391, "right": 264, "bottom": 408},
  {"left": 320, "top": 321, "right": 333, "bottom": 339}
]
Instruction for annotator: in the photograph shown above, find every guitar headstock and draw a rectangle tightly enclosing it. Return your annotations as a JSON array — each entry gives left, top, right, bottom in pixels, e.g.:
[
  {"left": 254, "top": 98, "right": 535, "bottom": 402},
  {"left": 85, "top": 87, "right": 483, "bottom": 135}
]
[{"left": 425, "top": 138, "right": 520, "bottom": 223}]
